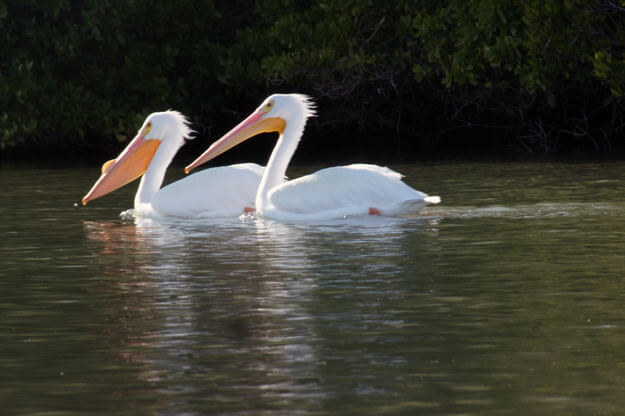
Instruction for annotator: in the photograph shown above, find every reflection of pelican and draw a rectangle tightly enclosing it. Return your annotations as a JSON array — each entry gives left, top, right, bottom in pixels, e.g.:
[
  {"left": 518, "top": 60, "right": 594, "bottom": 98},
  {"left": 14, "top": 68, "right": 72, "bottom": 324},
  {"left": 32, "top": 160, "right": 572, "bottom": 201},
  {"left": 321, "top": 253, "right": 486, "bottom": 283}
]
[
  {"left": 83, "top": 217, "right": 324, "bottom": 405},
  {"left": 82, "top": 111, "right": 263, "bottom": 218},
  {"left": 185, "top": 94, "right": 440, "bottom": 222}
]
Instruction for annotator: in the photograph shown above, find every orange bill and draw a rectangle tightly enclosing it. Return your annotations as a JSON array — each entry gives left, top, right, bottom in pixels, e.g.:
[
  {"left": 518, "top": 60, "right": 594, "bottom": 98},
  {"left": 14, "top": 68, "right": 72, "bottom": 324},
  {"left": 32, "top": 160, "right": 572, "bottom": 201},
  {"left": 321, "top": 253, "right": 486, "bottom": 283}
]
[
  {"left": 185, "top": 110, "right": 285, "bottom": 173},
  {"left": 82, "top": 137, "right": 161, "bottom": 205}
]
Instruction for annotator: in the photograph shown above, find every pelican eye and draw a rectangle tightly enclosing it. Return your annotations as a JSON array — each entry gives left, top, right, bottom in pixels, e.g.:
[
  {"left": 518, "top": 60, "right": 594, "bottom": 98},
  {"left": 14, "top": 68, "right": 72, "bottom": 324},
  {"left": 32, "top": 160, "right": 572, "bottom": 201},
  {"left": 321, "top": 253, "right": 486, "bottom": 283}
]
[
  {"left": 145, "top": 121, "right": 152, "bottom": 133},
  {"left": 265, "top": 101, "right": 274, "bottom": 111}
]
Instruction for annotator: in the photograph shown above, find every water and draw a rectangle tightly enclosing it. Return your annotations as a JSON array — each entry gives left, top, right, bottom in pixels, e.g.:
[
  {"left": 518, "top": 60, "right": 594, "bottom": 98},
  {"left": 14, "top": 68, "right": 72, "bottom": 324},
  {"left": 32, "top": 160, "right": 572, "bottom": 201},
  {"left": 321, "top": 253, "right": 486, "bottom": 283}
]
[{"left": 2, "top": 161, "right": 625, "bottom": 415}]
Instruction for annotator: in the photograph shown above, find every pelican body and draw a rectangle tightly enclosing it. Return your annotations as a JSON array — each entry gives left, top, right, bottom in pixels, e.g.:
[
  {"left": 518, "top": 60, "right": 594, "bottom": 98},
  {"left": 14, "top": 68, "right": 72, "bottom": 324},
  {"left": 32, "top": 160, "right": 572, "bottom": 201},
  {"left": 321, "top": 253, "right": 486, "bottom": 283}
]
[
  {"left": 185, "top": 94, "right": 440, "bottom": 222},
  {"left": 82, "top": 111, "right": 263, "bottom": 218}
]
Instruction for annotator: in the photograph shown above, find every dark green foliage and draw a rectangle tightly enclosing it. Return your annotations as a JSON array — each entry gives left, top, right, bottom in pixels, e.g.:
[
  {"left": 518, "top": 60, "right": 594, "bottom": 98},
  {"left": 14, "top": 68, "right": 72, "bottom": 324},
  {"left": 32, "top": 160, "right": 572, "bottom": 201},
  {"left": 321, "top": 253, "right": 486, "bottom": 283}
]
[
  {"left": 0, "top": 0, "right": 223, "bottom": 151},
  {"left": 1, "top": 0, "right": 625, "bottom": 155}
]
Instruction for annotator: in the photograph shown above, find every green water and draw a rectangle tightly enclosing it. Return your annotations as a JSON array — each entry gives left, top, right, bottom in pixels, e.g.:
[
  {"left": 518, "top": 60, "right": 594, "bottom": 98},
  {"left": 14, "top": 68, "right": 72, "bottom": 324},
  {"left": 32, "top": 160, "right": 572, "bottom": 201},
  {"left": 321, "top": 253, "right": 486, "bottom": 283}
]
[{"left": 1, "top": 161, "right": 625, "bottom": 415}]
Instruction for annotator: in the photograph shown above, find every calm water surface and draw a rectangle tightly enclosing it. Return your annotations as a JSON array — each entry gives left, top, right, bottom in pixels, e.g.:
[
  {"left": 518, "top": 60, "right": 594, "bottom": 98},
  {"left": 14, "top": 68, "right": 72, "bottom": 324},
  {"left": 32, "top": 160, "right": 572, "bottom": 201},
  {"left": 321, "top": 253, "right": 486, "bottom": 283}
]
[{"left": 2, "top": 161, "right": 625, "bottom": 415}]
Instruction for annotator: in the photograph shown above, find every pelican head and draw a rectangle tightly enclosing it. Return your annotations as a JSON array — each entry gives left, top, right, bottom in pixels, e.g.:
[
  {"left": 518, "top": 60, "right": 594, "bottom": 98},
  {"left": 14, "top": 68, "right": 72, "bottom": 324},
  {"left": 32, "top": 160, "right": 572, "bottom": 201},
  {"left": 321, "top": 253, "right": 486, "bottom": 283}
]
[
  {"left": 82, "top": 110, "right": 192, "bottom": 205},
  {"left": 185, "top": 94, "right": 315, "bottom": 173}
]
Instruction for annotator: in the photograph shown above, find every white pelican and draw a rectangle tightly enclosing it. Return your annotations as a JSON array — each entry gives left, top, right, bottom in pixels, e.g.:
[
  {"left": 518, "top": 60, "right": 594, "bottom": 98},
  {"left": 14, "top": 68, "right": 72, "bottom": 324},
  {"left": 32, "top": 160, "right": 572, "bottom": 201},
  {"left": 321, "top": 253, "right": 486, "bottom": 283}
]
[
  {"left": 185, "top": 94, "right": 440, "bottom": 222},
  {"left": 82, "top": 110, "right": 263, "bottom": 218}
]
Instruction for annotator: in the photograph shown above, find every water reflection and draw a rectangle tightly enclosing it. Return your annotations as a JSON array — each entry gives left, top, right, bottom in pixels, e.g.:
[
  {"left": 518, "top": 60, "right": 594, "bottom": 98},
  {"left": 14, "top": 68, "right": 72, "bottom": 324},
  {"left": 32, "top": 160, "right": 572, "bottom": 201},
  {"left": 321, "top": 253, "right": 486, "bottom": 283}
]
[
  {"left": 81, "top": 214, "right": 441, "bottom": 413},
  {"left": 8, "top": 162, "right": 625, "bottom": 415},
  {"left": 82, "top": 217, "right": 321, "bottom": 412}
]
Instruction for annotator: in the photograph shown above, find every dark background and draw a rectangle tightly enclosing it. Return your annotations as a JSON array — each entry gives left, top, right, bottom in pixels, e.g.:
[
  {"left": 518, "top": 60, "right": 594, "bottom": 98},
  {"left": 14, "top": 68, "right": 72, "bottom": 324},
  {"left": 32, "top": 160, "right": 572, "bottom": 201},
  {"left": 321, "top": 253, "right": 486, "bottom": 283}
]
[{"left": 1, "top": 0, "right": 624, "bottom": 163}]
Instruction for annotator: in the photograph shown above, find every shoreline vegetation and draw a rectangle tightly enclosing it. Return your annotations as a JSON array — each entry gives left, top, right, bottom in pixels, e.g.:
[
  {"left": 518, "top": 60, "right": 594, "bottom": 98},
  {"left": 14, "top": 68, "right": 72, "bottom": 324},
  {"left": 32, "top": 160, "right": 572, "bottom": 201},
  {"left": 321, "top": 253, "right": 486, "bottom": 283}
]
[{"left": 1, "top": 1, "right": 624, "bottom": 161}]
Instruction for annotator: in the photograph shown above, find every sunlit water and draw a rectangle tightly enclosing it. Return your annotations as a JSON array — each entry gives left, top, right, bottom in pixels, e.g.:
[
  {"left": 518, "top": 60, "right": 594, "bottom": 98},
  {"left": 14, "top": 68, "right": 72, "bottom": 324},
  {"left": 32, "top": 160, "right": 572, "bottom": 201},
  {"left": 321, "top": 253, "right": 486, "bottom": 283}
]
[{"left": 2, "top": 161, "right": 625, "bottom": 415}]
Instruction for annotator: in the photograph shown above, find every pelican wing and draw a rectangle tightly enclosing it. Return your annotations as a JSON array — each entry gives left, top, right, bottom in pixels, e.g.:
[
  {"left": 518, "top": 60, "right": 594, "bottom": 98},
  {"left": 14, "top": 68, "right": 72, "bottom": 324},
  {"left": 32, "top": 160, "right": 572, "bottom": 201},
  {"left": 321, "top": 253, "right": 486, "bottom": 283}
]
[
  {"left": 150, "top": 163, "right": 264, "bottom": 218},
  {"left": 267, "top": 164, "right": 438, "bottom": 220}
]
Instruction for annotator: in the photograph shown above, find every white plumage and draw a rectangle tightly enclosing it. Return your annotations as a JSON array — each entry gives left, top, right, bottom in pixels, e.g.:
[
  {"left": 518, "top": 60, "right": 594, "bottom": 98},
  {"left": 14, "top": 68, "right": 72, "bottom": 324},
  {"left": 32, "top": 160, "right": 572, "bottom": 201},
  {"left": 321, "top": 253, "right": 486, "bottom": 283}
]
[
  {"left": 264, "top": 164, "right": 438, "bottom": 221},
  {"left": 185, "top": 94, "right": 440, "bottom": 222},
  {"left": 82, "top": 111, "right": 263, "bottom": 218},
  {"left": 148, "top": 163, "right": 263, "bottom": 217}
]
